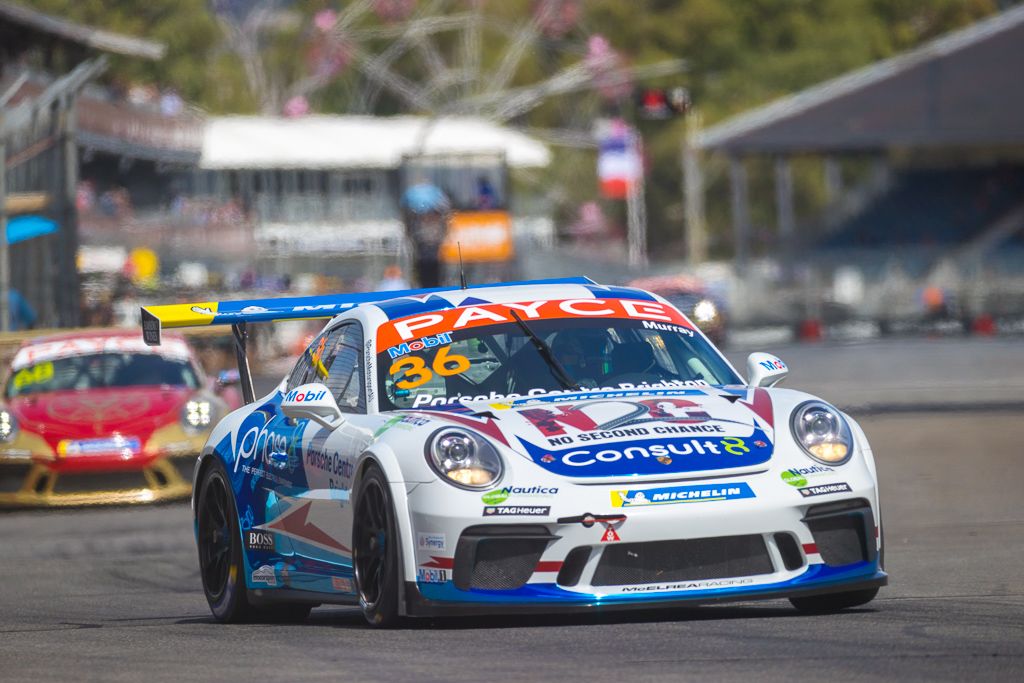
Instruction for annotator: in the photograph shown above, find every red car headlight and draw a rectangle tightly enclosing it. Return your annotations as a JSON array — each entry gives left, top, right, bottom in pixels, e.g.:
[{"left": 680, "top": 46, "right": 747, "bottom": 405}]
[
  {"left": 181, "top": 399, "right": 214, "bottom": 433},
  {"left": 0, "top": 410, "right": 17, "bottom": 442}
]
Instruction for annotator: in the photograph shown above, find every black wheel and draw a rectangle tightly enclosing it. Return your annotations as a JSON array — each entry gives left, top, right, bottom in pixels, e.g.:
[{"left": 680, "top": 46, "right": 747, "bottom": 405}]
[
  {"left": 790, "top": 587, "right": 879, "bottom": 613},
  {"left": 196, "top": 459, "right": 312, "bottom": 624},
  {"left": 353, "top": 465, "right": 401, "bottom": 628},
  {"left": 197, "top": 459, "right": 254, "bottom": 623}
]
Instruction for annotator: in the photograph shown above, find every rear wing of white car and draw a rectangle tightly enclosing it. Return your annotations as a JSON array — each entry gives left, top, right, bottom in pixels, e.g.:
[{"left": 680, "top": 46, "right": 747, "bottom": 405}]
[{"left": 139, "top": 277, "right": 594, "bottom": 403}]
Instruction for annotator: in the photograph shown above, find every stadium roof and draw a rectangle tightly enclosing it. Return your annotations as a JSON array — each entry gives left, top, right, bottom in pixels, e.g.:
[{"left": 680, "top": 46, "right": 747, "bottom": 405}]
[
  {"left": 696, "top": 4, "right": 1024, "bottom": 154},
  {"left": 0, "top": 1, "right": 165, "bottom": 60},
  {"left": 200, "top": 116, "right": 551, "bottom": 170}
]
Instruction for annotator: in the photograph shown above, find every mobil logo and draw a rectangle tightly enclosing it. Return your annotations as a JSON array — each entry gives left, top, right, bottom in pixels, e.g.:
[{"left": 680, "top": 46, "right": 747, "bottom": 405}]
[
  {"left": 286, "top": 389, "right": 328, "bottom": 402},
  {"left": 516, "top": 429, "right": 774, "bottom": 478},
  {"left": 759, "top": 359, "right": 786, "bottom": 371},
  {"left": 387, "top": 332, "right": 453, "bottom": 359}
]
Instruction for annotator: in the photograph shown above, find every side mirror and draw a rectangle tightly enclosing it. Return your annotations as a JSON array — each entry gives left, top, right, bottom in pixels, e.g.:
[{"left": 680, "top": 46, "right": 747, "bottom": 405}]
[
  {"left": 282, "top": 383, "right": 344, "bottom": 430},
  {"left": 746, "top": 352, "right": 788, "bottom": 388}
]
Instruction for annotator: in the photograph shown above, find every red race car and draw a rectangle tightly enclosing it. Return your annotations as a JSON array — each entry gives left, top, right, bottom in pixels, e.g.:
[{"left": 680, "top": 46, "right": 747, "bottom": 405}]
[{"left": 0, "top": 330, "right": 237, "bottom": 508}]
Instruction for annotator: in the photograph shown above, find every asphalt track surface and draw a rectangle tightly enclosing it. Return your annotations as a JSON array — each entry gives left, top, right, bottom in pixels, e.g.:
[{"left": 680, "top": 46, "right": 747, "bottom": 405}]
[{"left": 2, "top": 339, "right": 1022, "bottom": 682}]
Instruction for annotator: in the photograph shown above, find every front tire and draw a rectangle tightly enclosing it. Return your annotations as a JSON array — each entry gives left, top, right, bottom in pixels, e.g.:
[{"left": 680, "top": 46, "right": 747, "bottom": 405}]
[
  {"left": 790, "top": 587, "right": 879, "bottom": 613},
  {"left": 353, "top": 465, "right": 401, "bottom": 628}
]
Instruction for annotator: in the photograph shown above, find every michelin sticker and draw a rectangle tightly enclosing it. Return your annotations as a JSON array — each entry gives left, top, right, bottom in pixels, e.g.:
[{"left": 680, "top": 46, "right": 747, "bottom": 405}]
[{"left": 611, "top": 482, "right": 755, "bottom": 507}]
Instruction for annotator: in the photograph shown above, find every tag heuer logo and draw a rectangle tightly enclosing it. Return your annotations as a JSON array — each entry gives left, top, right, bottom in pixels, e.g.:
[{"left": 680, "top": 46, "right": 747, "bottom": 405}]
[{"left": 246, "top": 530, "right": 275, "bottom": 551}]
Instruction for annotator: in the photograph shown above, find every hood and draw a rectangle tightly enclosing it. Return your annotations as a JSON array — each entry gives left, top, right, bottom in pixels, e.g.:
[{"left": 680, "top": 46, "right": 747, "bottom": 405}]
[
  {"left": 9, "top": 386, "right": 194, "bottom": 448},
  {"left": 412, "top": 386, "right": 777, "bottom": 481}
]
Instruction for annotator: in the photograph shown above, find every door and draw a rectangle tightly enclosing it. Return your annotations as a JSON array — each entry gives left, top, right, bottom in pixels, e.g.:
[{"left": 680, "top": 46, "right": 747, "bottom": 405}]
[{"left": 270, "top": 323, "right": 371, "bottom": 593}]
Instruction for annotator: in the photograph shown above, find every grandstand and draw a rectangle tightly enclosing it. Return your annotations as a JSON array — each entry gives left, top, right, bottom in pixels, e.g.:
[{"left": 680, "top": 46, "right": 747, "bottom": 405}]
[
  {"left": 821, "top": 166, "right": 1024, "bottom": 249},
  {"left": 691, "top": 4, "right": 1024, "bottom": 329}
]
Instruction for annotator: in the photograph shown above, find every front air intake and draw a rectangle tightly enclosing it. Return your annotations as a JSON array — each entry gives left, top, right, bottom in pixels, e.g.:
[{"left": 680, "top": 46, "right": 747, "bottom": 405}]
[
  {"left": 591, "top": 534, "right": 774, "bottom": 586},
  {"left": 453, "top": 525, "right": 558, "bottom": 591},
  {"left": 803, "top": 498, "right": 876, "bottom": 567}
]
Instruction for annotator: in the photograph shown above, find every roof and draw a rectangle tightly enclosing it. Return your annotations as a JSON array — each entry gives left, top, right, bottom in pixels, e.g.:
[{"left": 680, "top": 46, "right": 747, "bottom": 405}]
[
  {"left": 200, "top": 116, "right": 552, "bottom": 170},
  {"left": 626, "top": 275, "right": 707, "bottom": 296},
  {"left": 12, "top": 332, "right": 191, "bottom": 370},
  {"left": 24, "top": 328, "right": 184, "bottom": 345},
  {"left": 0, "top": 1, "right": 165, "bottom": 60},
  {"left": 697, "top": 4, "right": 1024, "bottom": 153}
]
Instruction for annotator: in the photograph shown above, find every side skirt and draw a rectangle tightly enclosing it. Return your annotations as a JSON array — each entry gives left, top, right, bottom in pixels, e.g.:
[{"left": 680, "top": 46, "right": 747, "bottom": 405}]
[{"left": 248, "top": 587, "right": 359, "bottom": 608}]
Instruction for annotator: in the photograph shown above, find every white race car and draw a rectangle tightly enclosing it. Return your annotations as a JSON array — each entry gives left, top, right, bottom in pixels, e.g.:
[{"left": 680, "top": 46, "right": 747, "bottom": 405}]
[{"left": 141, "top": 278, "right": 885, "bottom": 626}]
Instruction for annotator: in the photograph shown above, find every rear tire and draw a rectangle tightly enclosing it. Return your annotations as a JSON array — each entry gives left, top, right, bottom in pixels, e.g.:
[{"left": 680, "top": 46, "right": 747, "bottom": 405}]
[
  {"left": 353, "top": 465, "right": 401, "bottom": 628},
  {"left": 196, "top": 459, "right": 312, "bottom": 623},
  {"left": 196, "top": 460, "right": 254, "bottom": 623},
  {"left": 790, "top": 587, "right": 879, "bottom": 613}
]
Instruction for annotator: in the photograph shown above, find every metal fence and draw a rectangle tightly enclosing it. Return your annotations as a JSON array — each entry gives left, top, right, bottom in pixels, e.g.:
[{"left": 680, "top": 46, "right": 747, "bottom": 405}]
[{"left": 1, "top": 58, "right": 107, "bottom": 330}]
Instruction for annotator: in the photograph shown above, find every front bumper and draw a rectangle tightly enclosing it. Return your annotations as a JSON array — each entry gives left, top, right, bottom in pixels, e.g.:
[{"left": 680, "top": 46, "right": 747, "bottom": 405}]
[
  {"left": 403, "top": 472, "right": 883, "bottom": 616},
  {"left": 0, "top": 455, "right": 196, "bottom": 508}
]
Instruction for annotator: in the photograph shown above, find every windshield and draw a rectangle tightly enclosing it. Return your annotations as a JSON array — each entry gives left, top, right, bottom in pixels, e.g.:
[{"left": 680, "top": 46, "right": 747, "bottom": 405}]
[
  {"left": 376, "top": 301, "right": 740, "bottom": 411},
  {"left": 7, "top": 353, "right": 200, "bottom": 398}
]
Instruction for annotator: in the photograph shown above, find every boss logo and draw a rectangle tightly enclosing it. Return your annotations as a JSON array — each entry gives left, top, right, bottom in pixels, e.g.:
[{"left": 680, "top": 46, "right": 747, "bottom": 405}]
[{"left": 245, "top": 530, "right": 275, "bottom": 551}]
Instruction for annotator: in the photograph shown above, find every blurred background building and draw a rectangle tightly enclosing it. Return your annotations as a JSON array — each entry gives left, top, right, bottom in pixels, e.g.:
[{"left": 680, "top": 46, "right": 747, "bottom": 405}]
[{"left": 2, "top": 0, "right": 1023, "bottom": 345}]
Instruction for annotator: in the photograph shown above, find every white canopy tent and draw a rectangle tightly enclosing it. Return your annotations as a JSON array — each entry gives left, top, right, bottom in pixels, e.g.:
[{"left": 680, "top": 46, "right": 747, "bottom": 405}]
[{"left": 200, "top": 115, "right": 551, "bottom": 170}]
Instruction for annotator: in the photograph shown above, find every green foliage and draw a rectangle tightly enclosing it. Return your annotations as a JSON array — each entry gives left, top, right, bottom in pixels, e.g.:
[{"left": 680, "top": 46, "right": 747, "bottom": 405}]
[
  {"left": 584, "top": 0, "right": 1003, "bottom": 256},
  {"left": 16, "top": 0, "right": 261, "bottom": 112}
]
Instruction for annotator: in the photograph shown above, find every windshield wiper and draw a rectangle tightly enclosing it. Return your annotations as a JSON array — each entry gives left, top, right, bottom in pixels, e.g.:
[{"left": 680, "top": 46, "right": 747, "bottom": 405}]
[{"left": 509, "top": 310, "right": 581, "bottom": 392}]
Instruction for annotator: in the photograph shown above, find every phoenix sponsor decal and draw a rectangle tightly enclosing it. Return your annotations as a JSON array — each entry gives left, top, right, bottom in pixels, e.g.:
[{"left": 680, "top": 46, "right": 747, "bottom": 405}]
[
  {"left": 610, "top": 482, "right": 755, "bottom": 507},
  {"left": 798, "top": 482, "right": 852, "bottom": 498}
]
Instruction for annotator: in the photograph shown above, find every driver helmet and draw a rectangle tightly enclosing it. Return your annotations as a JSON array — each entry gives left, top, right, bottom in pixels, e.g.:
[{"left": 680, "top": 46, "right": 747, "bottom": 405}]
[{"left": 550, "top": 329, "right": 611, "bottom": 383}]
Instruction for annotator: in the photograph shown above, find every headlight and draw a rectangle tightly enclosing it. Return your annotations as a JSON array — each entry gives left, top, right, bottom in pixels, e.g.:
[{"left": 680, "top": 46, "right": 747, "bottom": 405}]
[
  {"left": 182, "top": 399, "right": 213, "bottom": 432},
  {"left": 791, "top": 400, "right": 853, "bottom": 465},
  {"left": 426, "top": 427, "right": 503, "bottom": 489},
  {"left": 0, "top": 410, "right": 17, "bottom": 442},
  {"left": 693, "top": 299, "right": 718, "bottom": 323}
]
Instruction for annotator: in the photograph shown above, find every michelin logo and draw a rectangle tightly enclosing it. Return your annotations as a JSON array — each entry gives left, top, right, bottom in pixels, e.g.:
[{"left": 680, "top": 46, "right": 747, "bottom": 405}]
[{"left": 611, "top": 482, "right": 755, "bottom": 507}]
